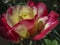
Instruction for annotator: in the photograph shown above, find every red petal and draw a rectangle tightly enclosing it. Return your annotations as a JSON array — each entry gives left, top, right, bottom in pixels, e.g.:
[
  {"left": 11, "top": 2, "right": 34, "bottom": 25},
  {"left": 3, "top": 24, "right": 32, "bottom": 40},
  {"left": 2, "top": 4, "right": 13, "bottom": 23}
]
[
  {"left": 0, "top": 28, "right": 20, "bottom": 43},
  {"left": 13, "top": 19, "right": 35, "bottom": 29},
  {"left": 0, "top": 14, "right": 20, "bottom": 43},
  {"left": 7, "top": 6, "right": 13, "bottom": 15},
  {"left": 37, "top": 2, "right": 48, "bottom": 18},
  {"left": 27, "top": 1, "right": 35, "bottom": 7},
  {"left": 33, "top": 11, "right": 59, "bottom": 40},
  {"left": 48, "top": 11, "right": 59, "bottom": 22},
  {"left": 2, "top": 17, "right": 11, "bottom": 30}
]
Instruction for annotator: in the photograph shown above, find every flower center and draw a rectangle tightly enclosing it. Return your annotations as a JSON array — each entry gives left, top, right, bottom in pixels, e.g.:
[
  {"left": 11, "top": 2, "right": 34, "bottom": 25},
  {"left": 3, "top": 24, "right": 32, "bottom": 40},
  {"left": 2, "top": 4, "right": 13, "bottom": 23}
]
[{"left": 19, "top": 6, "right": 34, "bottom": 19}]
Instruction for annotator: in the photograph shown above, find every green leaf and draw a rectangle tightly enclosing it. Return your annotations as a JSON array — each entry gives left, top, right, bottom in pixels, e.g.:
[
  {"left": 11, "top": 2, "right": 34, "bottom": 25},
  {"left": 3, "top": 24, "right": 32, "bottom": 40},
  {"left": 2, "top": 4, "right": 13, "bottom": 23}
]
[
  {"left": 44, "top": 39, "right": 51, "bottom": 45},
  {"left": 52, "top": 40, "right": 58, "bottom": 45}
]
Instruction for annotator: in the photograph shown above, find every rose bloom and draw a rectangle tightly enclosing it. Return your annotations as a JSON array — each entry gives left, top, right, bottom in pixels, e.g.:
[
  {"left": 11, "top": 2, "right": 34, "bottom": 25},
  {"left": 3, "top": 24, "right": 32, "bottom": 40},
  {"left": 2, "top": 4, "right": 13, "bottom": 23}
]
[{"left": 0, "top": 1, "right": 59, "bottom": 43}]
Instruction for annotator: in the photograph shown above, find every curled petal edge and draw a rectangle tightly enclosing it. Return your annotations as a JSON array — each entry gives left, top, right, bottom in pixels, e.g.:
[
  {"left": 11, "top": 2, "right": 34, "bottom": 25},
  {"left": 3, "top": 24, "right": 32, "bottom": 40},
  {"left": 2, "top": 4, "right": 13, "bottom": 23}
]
[{"left": 33, "top": 11, "right": 59, "bottom": 40}]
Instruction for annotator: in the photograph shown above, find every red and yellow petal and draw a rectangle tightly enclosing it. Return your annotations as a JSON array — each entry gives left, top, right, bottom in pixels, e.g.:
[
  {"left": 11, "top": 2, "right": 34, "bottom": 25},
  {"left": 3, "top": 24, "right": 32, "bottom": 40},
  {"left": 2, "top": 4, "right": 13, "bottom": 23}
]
[
  {"left": 27, "top": 1, "right": 37, "bottom": 18},
  {"left": 6, "top": 6, "right": 22, "bottom": 27},
  {"left": 0, "top": 14, "right": 20, "bottom": 43},
  {"left": 33, "top": 11, "right": 59, "bottom": 40},
  {"left": 13, "top": 19, "right": 35, "bottom": 38},
  {"left": 37, "top": 2, "right": 48, "bottom": 18}
]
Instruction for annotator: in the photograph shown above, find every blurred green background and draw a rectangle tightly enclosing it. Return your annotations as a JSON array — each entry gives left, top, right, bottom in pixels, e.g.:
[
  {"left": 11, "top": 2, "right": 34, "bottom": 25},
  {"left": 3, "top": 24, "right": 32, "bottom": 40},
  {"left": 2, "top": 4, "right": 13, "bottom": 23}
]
[{"left": 0, "top": 0, "right": 60, "bottom": 45}]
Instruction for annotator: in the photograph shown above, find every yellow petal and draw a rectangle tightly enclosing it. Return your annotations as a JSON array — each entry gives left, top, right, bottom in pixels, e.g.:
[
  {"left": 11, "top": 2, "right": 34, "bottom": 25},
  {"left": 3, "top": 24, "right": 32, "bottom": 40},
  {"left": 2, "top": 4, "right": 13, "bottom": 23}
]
[
  {"left": 15, "top": 25, "right": 30, "bottom": 38},
  {"left": 7, "top": 6, "right": 20, "bottom": 26},
  {"left": 19, "top": 6, "right": 34, "bottom": 19}
]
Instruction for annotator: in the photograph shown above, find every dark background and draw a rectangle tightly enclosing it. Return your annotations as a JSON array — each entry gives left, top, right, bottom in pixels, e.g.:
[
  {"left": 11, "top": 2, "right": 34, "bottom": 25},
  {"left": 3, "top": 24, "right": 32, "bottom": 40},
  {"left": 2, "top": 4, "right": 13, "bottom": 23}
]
[{"left": 0, "top": 0, "right": 60, "bottom": 45}]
